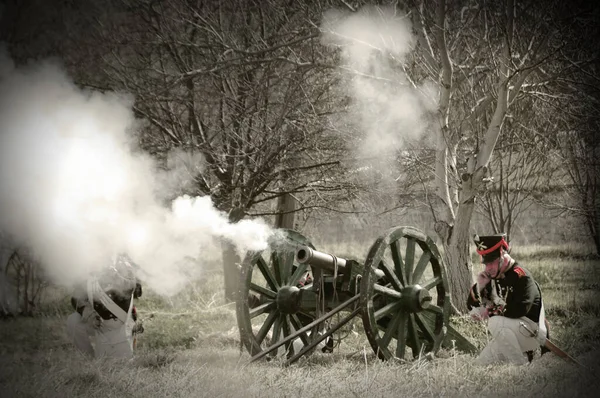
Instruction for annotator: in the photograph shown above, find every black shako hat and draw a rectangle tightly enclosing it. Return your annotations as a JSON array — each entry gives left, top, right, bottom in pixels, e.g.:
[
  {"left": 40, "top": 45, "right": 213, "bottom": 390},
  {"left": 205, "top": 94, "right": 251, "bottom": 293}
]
[{"left": 473, "top": 233, "right": 509, "bottom": 263}]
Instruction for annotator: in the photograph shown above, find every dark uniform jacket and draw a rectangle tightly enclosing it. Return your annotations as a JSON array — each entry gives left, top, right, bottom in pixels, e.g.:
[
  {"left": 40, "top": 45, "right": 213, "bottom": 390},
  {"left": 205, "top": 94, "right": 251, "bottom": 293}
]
[
  {"left": 71, "top": 281, "right": 142, "bottom": 320},
  {"left": 467, "top": 262, "right": 543, "bottom": 323}
]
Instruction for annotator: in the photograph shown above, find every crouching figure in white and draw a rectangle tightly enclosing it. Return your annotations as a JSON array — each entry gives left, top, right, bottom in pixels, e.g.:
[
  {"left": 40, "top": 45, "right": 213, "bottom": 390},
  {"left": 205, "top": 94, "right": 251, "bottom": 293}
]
[
  {"left": 468, "top": 234, "right": 549, "bottom": 365},
  {"left": 66, "top": 254, "right": 142, "bottom": 359}
]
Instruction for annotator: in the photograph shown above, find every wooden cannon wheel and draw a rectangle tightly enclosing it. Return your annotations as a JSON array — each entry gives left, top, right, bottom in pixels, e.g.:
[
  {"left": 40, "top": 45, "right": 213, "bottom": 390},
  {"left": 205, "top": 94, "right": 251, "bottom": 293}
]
[
  {"left": 360, "top": 226, "right": 451, "bottom": 361},
  {"left": 236, "top": 229, "right": 318, "bottom": 360}
]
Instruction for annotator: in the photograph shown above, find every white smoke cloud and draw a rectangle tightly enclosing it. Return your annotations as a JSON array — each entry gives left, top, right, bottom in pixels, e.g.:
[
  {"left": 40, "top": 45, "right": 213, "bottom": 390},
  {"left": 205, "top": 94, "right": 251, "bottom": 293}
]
[
  {"left": 154, "top": 148, "right": 206, "bottom": 202},
  {"left": 0, "top": 49, "right": 273, "bottom": 296},
  {"left": 321, "top": 6, "right": 438, "bottom": 169}
]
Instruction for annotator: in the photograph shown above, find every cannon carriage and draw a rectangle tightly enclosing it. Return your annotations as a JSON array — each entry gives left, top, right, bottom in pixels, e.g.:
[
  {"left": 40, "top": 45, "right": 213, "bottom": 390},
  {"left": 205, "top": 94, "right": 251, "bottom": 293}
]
[{"left": 236, "top": 226, "right": 476, "bottom": 365}]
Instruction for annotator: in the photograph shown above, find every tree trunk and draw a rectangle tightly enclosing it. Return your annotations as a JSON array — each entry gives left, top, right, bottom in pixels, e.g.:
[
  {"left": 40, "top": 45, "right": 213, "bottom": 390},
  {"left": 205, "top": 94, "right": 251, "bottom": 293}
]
[
  {"left": 221, "top": 207, "right": 245, "bottom": 302},
  {"left": 437, "top": 0, "right": 512, "bottom": 312},
  {"left": 592, "top": 192, "right": 600, "bottom": 256},
  {"left": 221, "top": 240, "right": 240, "bottom": 303},
  {"left": 444, "top": 197, "right": 477, "bottom": 313},
  {"left": 274, "top": 193, "right": 296, "bottom": 229}
]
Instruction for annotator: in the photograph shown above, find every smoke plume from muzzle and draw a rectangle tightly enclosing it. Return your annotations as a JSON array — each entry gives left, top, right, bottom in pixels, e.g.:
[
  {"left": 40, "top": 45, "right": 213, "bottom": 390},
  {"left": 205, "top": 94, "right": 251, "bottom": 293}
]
[{"left": 0, "top": 49, "right": 272, "bottom": 295}]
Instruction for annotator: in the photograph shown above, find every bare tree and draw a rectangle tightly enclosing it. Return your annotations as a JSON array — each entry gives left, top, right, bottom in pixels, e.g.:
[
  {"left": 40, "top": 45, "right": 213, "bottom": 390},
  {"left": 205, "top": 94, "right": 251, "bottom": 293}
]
[
  {"left": 401, "top": 0, "right": 591, "bottom": 310},
  {"left": 517, "top": 2, "right": 600, "bottom": 254},
  {"left": 83, "top": 0, "right": 362, "bottom": 300},
  {"left": 546, "top": 87, "right": 600, "bottom": 254},
  {"left": 476, "top": 97, "right": 557, "bottom": 238},
  {"left": 2, "top": 248, "right": 48, "bottom": 316}
]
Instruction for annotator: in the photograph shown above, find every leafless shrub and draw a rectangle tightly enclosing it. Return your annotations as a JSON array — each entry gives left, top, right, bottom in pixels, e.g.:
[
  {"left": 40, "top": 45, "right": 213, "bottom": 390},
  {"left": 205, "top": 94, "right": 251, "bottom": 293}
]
[{"left": 3, "top": 248, "right": 49, "bottom": 316}]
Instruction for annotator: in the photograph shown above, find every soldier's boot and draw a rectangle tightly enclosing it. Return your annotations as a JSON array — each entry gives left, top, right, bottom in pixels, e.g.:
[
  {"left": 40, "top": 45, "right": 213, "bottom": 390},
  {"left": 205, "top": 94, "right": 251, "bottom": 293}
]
[
  {"left": 526, "top": 351, "right": 535, "bottom": 362},
  {"left": 321, "top": 336, "right": 334, "bottom": 353}
]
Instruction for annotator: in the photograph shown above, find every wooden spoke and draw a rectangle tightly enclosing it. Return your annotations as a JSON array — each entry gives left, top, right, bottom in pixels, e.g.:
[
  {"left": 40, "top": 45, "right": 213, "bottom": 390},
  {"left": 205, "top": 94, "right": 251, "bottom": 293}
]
[
  {"left": 381, "top": 310, "right": 405, "bottom": 349},
  {"left": 373, "top": 284, "right": 403, "bottom": 300},
  {"left": 425, "top": 304, "right": 443, "bottom": 314},
  {"left": 271, "top": 252, "right": 283, "bottom": 286},
  {"left": 288, "top": 263, "right": 309, "bottom": 287},
  {"left": 404, "top": 238, "right": 415, "bottom": 285},
  {"left": 249, "top": 301, "right": 275, "bottom": 319},
  {"left": 390, "top": 240, "right": 406, "bottom": 286},
  {"left": 280, "top": 251, "right": 295, "bottom": 284},
  {"left": 413, "top": 313, "right": 436, "bottom": 342},
  {"left": 271, "top": 314, "right": 283, "bottom": 348},
  {"left": 256, "top": 311, "right": 278, "bottom": 345},
  {"left": 421, "top": 276, "right": 442, "bottom": 290},
  {"left": 289, "top": 314, "right": 311, "bottom": 346},
  {"left": 270, "top": 251, "right": 295, "bottom": 286},
  {"left": 281, "top": 315, "right": 294, "bottom": 355},
  {"left": 395, "top": 311, "right": 408, "bottom": 359},
  {"left": 256, "top": 256, "right": 279, "bottom": 291},
  {"left": 374, "top": 301, "right": 402, "bottom": 321},
  {"left": 378, "top": 259, "right": 403, "bottom": 290},
  {"left": 412, "top": 252, "right": 431, "bottom": 285},
  {"left": 407, "top": 314, "right": 422, "bottom": 356},
  {"left": 249, "top": 283, "right": 277, "bottom": 299}
]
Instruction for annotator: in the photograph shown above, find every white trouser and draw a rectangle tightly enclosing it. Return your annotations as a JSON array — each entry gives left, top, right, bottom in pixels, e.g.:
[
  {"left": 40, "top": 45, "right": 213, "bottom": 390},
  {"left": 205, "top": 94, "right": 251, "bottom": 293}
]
[
  {"left": 66, "top": 312, "right": 96, "bottom": 357},
  {"left": 66, "top": 309, "right": 134, "bottom": 359},
  {"left": 476, "top": 315, "right": 543, "bottom": 366},
  {"left": 94, "top": 317, "right": 134, "bottom": 358}
]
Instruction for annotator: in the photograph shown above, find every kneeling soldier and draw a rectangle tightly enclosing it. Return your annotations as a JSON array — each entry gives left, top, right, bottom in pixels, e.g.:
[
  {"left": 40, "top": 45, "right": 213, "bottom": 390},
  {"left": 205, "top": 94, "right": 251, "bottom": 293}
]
[
  {"left": 467, "top": 234, "right": 549, "bottom": 365},
  {"left": 66, "top": 253, "right": 143, "bottom": 359}
]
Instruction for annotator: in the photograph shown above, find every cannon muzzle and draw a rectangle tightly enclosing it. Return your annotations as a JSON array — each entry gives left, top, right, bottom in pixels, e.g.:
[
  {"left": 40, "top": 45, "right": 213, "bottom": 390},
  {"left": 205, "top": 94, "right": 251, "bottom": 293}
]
[{"left": 295, "top": 246, "right": 348, "bottom": 273}]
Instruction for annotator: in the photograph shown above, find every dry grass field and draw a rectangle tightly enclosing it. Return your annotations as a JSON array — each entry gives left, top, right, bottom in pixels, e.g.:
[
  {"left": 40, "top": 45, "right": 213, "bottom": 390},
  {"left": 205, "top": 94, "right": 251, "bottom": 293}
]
[{"left": 1, "top": 243, "right": 600, "bottom": 398}]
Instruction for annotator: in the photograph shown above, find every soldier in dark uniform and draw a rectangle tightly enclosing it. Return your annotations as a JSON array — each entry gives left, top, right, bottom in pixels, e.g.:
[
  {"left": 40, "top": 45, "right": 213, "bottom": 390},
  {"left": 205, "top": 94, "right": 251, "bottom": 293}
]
[
  {"left": 467, "top": 234, "right": 549, "bottom": 365},
  {"left": 67, "top": 253, "right": 143, "bottom": 358}
]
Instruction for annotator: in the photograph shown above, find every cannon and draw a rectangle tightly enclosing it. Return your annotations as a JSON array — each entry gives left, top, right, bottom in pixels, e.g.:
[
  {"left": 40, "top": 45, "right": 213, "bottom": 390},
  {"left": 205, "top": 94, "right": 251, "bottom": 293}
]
[{"left": 236, "top": 226, "right": 477, "bottom": 365}]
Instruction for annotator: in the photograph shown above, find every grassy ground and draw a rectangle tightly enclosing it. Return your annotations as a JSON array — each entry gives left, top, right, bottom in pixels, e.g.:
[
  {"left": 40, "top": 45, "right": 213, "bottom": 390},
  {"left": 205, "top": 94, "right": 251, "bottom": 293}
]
[{"left": 1, "top": 246, "right": 600, "bottom": 398}]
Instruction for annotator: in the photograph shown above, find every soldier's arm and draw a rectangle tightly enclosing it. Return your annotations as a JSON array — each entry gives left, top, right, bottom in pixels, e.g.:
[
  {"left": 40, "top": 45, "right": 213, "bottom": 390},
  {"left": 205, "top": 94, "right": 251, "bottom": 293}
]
[
  {"left": 467, "top": 283, "right": 481, "bottom": 309},
  {"left": 134, "top": 281, "right": 142, "bottom": 299},
  {"left": 503, "top": 274, "right": 537, "bottom": 318}
]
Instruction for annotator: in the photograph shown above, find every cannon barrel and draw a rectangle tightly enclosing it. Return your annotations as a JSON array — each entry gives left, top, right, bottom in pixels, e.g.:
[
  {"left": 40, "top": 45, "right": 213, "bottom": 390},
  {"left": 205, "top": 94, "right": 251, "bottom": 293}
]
[
  {"left": 296, "top": 246, "right": 385, "bottom": 279},
  {"left": 295, "top": 246, "right": 348, "bottom": 273}
]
